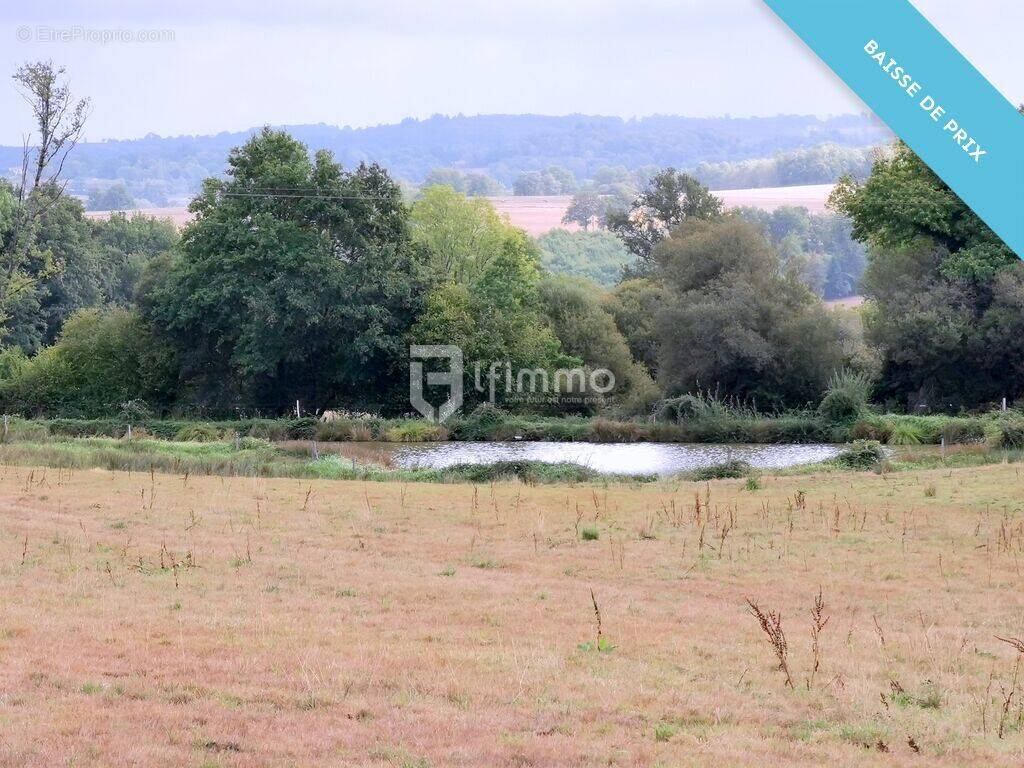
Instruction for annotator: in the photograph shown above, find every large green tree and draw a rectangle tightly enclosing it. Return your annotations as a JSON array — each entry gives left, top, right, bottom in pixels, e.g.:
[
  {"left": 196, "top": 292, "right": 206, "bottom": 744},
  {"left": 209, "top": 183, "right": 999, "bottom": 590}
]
[
  {"left": 608, "top": 169, "right": 723, "bottom": 276},
  {"left": 651, "top": 216, "right": 845, "bottom": 408},
  {"left": 145, "top": 128, "right": 424, "bottom": 413},
  {"left": 832, "top": 142, "right": 1019, "bottom": 409}
]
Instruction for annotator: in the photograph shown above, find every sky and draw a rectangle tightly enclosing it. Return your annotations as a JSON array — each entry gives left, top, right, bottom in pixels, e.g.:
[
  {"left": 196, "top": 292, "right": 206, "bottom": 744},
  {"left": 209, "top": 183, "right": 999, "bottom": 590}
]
[{"left": 0, "top": 0, "right": 1022, "bottom": 144}]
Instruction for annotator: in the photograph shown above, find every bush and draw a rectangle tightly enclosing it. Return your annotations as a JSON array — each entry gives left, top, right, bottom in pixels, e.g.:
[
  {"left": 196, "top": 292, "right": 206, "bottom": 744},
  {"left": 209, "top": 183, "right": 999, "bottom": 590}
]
[
  {"left": 818, "top": 369, "right": 873, "bottom": 424},
  {"left": 850, "top": 418, "right": 892, "bottom": 442},
  {"left": 450, "top": 403, "right": 510, "bottom": 440},
  {"left": 587, "top": 419, "right": 643, "bottom": 443},
  {"left": 0, "top": 309, "right": 175, "bottom": 417},
  {"left": 285, "top": 417, "right": 318, "bottom": 440},
  {"left": 835, "top": 440, "right": 885, "bottom": 469},
  {"left": 175, "top": 424, "right": 223, "bottom": 442},
  {"left": 445, "top": 460, "right": 600, "bottom": 484},
  {"left": 939, "top": 419, "right": 985, "bottom": 444},
  {"left": 383, "top": 421, "right": 449, "bottom": 442},
  {"left": 687, "top": 460, "right": 752, "bottom": 481},
  {"left": 887, "top": 421, "right": 923, "bottom": 445},
  {"left": 986, "top": 417, "right": 1024, "bottom": 449}
]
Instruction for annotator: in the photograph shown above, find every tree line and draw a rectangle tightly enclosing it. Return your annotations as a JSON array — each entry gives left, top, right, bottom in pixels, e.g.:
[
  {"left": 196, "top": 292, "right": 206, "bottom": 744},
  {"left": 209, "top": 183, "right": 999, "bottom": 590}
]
[{"left": 1, "top": 63, "right": 1017, "bottom": 419}]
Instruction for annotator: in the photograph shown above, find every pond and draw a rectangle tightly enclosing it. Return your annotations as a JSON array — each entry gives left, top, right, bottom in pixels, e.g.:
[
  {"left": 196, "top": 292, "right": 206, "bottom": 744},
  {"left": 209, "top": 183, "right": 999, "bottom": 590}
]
[{"left": 385, "top": 441, "right": 842, "bottom": 477}]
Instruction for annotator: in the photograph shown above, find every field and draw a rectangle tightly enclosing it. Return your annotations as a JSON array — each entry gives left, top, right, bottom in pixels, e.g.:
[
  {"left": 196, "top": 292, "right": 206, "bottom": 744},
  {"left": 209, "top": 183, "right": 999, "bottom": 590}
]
[
  {"left": 83, "top": 185, "right": 835, "bottom": 237},
  {"left": 2, "top": 460, "right": 1024, "bottom": 766}
]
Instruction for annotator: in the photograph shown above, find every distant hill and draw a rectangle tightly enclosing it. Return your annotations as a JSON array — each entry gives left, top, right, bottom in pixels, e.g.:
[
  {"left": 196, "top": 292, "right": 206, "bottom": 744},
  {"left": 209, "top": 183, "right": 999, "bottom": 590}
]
[{"left": 0, "top": 113, "right": 889, "bottom": 206}]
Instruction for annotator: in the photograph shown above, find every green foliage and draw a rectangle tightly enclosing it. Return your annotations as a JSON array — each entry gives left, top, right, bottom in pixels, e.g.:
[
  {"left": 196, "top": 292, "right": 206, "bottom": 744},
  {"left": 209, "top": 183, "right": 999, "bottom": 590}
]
[
  {"left": 144, "top": 128, "right": 423, "bottom": 414},
  {"left": 412, "top": 209, "right": 566, "bottom": 406},
  {"left": 832, "top": 142, "right": 1019, "bottom": 409},
  {"left": 383, "top": 421, "right": 449, "bottom": 442},
  {"left": 606, "top": 278, "right": 666, "bottom": 374},
  {"left": 608, "top": 169, "right": 723, "bottom": 273},
  {"left": 735, "top": 205, "right": 866, "bottom": 300},
  {"left": 174, "top": 424, "right": 223, "bottom": 442},
  {"left": 445, "top": 460, "right": 605, "bottom": 485},
  {"left": 695, "top": 143, "right": 874, "bottom": 190},
  {"left": 538, "top": 275, "right": 660, "bottom": 414},
  {"left": 985, "top": 414, "right": 1024, "bottom": 449},
  {"left": 653, "top": 216, "right": 846, "bottom": 409},
  {"left": 818, "top": 369, "right": 874, "bottom": 424},
  {"left": 410, "top": 186, "right": 511, "bottom": 282},
  {"left": 536, "top": 230, "right": 635, "bottom": 287},
  {"left": 887, "top": 421, "right": 924, "bottom": 446},
  {"left": 0, "top": 308, "right": 176, "bottom": 417},
  {"left": 86, "top": 183, "right": 135, "bottom": 211},
  {"left": 421, "top": 169, "right": 505, "bottom": 196},
  {"left": 580, "top": 526, "right": 600, "bottom": 541},
  {"left": 688, "top": 460, "right": 752, "bottom": 481},
  {"left": 834, "top": 440, "right": 885, "bottom": 469},
  {"left": 512, "top": 166, "right": 576, "bottom": 195}
]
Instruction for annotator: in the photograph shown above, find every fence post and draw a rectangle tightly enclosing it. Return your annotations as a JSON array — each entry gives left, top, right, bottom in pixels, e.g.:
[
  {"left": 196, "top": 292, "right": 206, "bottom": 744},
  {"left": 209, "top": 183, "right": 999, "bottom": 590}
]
[
  {"left": 3, "top": 414, "right": 8, "bottom": 441},
  {"left": 311, "top": 440, "right": 319, "bottom": 460}
]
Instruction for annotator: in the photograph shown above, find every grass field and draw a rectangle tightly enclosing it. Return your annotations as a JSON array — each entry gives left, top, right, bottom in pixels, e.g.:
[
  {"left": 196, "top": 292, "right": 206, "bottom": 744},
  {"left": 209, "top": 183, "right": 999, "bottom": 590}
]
[
  {"left": 83, "top": 185, "right": 835, "bottom": 238},
  {"left": 2, "top": 461, "right": 1024, "bottom": 766}
]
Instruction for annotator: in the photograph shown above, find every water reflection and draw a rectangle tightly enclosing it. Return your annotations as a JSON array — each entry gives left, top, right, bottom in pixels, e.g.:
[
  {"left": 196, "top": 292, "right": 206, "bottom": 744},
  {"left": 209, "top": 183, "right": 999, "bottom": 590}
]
[{"left": 388, "top": 441, "right": 840, "bottom": 477}]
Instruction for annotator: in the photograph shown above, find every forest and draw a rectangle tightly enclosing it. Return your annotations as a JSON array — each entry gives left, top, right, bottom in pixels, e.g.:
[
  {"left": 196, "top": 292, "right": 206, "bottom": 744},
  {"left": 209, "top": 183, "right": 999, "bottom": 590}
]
[{"left": 1, "top": 113, "right": 889, "bottom": 206}]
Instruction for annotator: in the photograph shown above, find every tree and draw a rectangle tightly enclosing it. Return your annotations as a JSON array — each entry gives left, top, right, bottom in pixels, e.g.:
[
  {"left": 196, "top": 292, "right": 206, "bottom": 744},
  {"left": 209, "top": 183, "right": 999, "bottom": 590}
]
[
  {"left": 1, "top": 62, "right": 89, "bottom": 336},
  {"left": 651, "top": 216, "right": 845, "bottom": 408},
  {"left": 608, "top": 169, "right": 723, "bottom": 276},
  {"left": 538, "top": 275, "right": 660, "bottom": 413},
  {"left": 92, "top": 212, "right": 179, "bottom": 306},
  {"left": 536, "top": 229, "right": 634, "bottom": 287},
  {"left": 421, "top": 168, "right": 504, "bottom": 197},
  {"left": 0, "top": 308, "right": 176, "bottom": 417},
  {"left": 513, "top": 167, "right": 577, "bottom": 196},
  {"left": 145, "top": 128, "right": 424, "bottom": 413},
  {"left": 410, "top": 186, "right": 510, "bottom": 283},
  {"left": 606, "top": 278, "right": 667, "bottom": 375},
  {"left": 86, "top": 183, "right": 135, "bottom": 211},
  {"left": 832, "top": 142, "right": 1018, "bottom": 409}
]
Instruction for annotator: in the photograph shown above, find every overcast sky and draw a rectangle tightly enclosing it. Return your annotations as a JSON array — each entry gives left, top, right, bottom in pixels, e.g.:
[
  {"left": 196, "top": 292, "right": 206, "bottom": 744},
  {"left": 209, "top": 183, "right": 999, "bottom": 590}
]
[{"left": 0, "top": 0, "right": 1021, "bottom": 144}]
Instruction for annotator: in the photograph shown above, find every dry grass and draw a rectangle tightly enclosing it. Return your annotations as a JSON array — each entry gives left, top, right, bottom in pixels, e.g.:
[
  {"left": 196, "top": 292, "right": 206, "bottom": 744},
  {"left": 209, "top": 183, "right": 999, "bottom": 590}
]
[{"left": 2, "top": 462, "right": 1024, "bottom": 766}]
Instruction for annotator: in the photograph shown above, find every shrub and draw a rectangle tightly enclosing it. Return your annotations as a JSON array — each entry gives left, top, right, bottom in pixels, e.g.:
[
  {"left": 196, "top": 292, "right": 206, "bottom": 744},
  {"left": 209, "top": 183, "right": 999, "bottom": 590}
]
[
  {"left": 835, "top": 440, "right": 885, "bottom": 469},
  {"left": 850, "top": 418, "right": 892, "bottom": 442},
  {"left": 688, "top": 460, "right": 752, "bottom": 481},
  {"left": 450, "top": 403, "right": 510, "bottom": 441},
  {"left": 247, "top": 419, "right": 291, "bottom": 441},
  {"left": 3, "top": 419, "right": 50, "bottom": 443},
  {"left": 939, "top": 419, "right": 985, "bottom": 444},
  {"left": 285, "top": 417, "right": 318, "bottom": 440},
  {"left": 445, "top": 460, "right": 600, "bottom": 484},
  {"left": 383, "top": 421, "right": 449, "bottom": 442},
  {"left": 818, "top": 369, "right": 873, "bottom": 424},
  {"left": 175, "top": 424, "right": 222, "bottom": 442},
  {"left": 986, "top": 417, "right": 1024, "bottom": 449},
  {"left": 587, "top": 419, "right": 642, "bottom": 443},
  {"left": 887, "top": 421, "right": 923, "bottom": 445}
]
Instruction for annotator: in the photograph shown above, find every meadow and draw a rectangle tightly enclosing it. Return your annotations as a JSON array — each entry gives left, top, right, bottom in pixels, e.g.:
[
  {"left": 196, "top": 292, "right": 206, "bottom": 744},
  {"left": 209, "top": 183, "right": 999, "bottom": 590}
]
[{"left": 2, "top": 459, "right": 1024, "bottom": 766}]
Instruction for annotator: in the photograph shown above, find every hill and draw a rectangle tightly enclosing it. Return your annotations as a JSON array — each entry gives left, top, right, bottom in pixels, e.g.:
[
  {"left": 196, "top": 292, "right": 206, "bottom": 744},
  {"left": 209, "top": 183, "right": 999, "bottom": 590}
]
[{"left": 0, "top": 113, "right": 888, "bottom": 206}]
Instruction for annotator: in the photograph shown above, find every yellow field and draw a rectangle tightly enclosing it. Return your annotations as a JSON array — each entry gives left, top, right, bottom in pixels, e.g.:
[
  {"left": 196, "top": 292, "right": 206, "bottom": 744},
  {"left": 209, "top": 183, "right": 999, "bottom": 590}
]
[{"left": 2, "top": 462, "right": 1024, "bottom": 766}]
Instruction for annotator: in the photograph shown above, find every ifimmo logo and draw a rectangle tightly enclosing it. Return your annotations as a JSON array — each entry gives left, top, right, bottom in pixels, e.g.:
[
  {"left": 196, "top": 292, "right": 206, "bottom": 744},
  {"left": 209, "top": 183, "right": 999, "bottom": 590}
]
[
  {"left": 409, "top": 345, "right": 463, "bottom": 422},
  {"left": 410, "top": 344, "right": 616, "bottom": 422}
]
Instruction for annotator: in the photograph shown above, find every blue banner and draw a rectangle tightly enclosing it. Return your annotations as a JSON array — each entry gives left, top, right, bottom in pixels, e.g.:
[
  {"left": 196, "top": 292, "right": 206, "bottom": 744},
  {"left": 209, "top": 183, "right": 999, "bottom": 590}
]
[{"left": 763, "top": 0, "right": 1024, "bottom": 257}]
